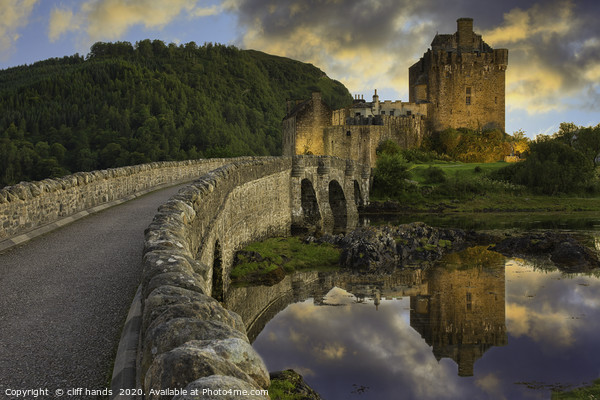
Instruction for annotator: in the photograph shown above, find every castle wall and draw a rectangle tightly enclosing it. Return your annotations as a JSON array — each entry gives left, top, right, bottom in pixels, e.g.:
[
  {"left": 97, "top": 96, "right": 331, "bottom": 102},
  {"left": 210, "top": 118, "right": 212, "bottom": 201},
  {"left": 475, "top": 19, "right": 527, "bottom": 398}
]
[
  {"left": 428, "top": 50, "right": 507, "bottom": 132},
  {"left": 291, "top": 92, "right": 332, "bottom": 156},
  {"left": 323, "top": 115, "right": 427, "bottom": 167},
  {"left": 409, "top": 18, "right": 508, "bottom": 133}
]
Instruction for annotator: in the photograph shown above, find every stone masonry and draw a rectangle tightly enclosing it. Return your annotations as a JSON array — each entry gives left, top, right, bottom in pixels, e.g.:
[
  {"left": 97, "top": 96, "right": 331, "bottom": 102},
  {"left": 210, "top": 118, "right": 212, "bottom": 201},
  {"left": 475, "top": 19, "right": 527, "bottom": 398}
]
[
  {"left": 283, "top": 17, "right": 508, "bottom": 167},
  {"left": 409, "top": 18, "right": 508, "bottom": 132},
  {"left": 141, "top": 156, "right": 369, "bottom": 398},
  {"left": 0, "top": 158, "right": 240, "bottom": 242}
]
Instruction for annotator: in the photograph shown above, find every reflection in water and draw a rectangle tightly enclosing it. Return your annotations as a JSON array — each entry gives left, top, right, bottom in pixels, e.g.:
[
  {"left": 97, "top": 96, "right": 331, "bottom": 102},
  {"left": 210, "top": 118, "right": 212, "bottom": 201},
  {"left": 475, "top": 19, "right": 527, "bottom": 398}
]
[
  {"left": 410, "top": 248, "right": 507, "bottom": 377},
  {"left": 226, "top": 247, "right": 600, "bottom": 400}
]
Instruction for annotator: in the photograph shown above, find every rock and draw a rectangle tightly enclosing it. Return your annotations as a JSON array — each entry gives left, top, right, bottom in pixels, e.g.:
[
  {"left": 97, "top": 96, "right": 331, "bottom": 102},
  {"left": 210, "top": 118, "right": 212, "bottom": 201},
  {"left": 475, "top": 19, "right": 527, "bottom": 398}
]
[
  {"left": 489, "top": 232, "right": 600, "bottom": 272},
  {"left": 141, "top": 317, "right": 248, "bottom": 378},
  {"left": 185, "top": 338, "right": 270, "bottom": 389},
  {"left": 144, "top": 344, "right": 256, "bottom": 397},
  {"left": 551, "top": 241, "right": 598, "bottom": 271},
  {"left": 175, "top": 375, "right": 267, "bottom": 400},
  {"left": 270, "top": 369, "right": 323, "bottom": 400},
  {"left": 142, "top": 300, "right": 245, "bottom": 340},
  {"left": 315, "top": 222, "right": 474, "bottom": 273},
  {"left": 144, "top": 271, "right": 207, "bottom": 300}
]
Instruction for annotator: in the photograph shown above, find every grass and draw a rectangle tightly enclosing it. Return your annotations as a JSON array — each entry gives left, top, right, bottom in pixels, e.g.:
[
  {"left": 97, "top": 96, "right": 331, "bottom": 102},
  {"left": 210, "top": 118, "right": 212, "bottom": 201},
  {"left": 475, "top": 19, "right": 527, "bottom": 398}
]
[
  {"left": 552, "top": 379, "right": 600, "bottom": 399},
  {"left": 409, "top": 161, "right": 507, "bottom": 185},
  {"left": 230, "top": 236, "right": 341, "bottom": 281},
  {"left": 371, "top": 160, "right": 600, "bottom": 213},
  {"left": 269, "top": 379, "right": 305, "bottom": 400}
]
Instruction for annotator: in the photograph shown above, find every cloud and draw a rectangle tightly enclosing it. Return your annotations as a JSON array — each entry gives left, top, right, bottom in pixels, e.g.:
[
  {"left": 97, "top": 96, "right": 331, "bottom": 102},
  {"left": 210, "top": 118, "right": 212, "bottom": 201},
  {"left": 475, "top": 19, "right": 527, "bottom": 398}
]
[
  {"left": 0, "top": 0, "right": 39, "bottom": 58},
  {"left": 228, "top": 0, "right": 438, "bottom": 98},
  {"left": 481, "top": 0, "right": 600, "bottom": 115},
  {"left": 48, "top": 0, "right": 225, "bottom": 44},
  {"left": 230, "top": 0, "right": 600, "bottom": 117},
  {"left": 49, "top": 8, "right": 78, "bottom": 42}
]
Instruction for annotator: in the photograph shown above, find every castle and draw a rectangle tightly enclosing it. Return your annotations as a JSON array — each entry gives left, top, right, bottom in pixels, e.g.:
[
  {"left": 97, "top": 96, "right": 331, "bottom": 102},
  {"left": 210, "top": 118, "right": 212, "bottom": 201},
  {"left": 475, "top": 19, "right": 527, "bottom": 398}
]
[{"left": 282, "top": 18, "right": 508, "bottom": 167}]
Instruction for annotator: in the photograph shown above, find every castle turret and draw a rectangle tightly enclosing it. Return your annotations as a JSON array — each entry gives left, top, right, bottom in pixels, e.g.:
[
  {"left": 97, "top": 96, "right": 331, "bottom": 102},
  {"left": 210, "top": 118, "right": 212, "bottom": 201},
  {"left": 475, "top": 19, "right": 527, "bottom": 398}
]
[{"left": 372, "top": 89, "right": 380, "bottom": 115}]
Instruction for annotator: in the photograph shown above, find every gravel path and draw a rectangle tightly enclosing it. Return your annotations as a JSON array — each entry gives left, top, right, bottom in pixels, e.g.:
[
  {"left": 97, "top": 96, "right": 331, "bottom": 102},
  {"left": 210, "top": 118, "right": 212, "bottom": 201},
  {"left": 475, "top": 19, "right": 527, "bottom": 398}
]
[{"left": 0, "top": 183, "right": 188, "bottom": 399}]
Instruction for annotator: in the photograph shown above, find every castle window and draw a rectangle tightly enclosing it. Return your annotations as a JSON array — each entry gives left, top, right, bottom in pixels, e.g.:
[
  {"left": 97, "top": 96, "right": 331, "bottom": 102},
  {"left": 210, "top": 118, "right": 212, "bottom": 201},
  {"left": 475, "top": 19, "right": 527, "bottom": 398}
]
[
  {"left": 346, "top": 130, "right": 351, "bottom": 136},
  {"left": 381, "top": 110, "right": 385, "bottom": 115},
  {"left": 406, "top": 111, "right": 412, "bottom": 116},
  {"left": 466, "top": 292, "right": 472, "bottom": 311},
  {"left": 466, "top": 87, "right": 471, "bottom": 95},
  {"left": 495, "top": 96, "right": 498, "bottom": 104},
  {"left": 466, "top": 96, "right": 471, "bottom": 105},
  {"left": 390, "top": 110, "right": 395, "bottom": 116}
]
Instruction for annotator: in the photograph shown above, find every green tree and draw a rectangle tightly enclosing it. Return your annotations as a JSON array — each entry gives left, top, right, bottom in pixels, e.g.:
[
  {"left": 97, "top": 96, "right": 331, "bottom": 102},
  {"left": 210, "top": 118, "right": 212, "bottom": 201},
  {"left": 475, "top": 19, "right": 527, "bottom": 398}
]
[
  {"left": 492, "top": 139, "right": 594, "bottom": 194},
  {"left": 574, "top": 124, "right": 600, "bottom": 167},
  {"left": 372, "top": 153, "right": 412, "bottom": 197}
]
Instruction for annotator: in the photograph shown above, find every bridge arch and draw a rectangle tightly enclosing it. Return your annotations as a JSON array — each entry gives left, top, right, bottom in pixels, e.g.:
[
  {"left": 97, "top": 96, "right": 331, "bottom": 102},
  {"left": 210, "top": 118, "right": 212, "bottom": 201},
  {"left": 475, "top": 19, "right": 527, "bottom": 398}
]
[
  {"left": 328, "top": 180, "right": 347, "bottom": 232},
  {"left": 354, "top": 180, "right": 364, "bottom": 207},
  {"left": 297, "top": 178, "right": 321, "bottom": 233},
  {"left": 212, "top": 239, "right": 224, "bottom": 302}
]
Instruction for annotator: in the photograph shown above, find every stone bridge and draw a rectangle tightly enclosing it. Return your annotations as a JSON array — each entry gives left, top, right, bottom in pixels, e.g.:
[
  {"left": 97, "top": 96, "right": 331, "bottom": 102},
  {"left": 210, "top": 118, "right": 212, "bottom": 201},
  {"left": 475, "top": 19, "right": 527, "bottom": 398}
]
[
  {"left": 0, "top": 155, "right": 370, "bottom": 399},
  {"left": 141, "top": 155, "right": 369, "bottom": 397}
]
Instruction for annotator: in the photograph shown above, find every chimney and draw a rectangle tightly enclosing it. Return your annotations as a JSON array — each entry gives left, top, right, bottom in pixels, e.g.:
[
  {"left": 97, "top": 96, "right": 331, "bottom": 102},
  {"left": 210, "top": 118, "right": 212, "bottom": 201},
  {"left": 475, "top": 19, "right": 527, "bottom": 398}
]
[{"left": 457, "top": 17, "right": 474, "bottom": 52}]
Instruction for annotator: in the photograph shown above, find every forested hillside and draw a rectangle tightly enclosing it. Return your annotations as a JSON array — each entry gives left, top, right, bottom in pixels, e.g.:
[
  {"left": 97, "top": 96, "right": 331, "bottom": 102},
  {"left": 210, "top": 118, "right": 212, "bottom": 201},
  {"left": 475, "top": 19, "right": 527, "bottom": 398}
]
[{"left": 0, "top": 40, "right": 352, "bottom": 187}]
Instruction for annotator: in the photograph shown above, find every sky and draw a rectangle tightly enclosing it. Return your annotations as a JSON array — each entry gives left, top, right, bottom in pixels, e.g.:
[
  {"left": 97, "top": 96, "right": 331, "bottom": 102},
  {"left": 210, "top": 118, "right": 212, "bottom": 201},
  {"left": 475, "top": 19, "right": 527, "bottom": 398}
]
[{"left": 1, "top": 0, "right": 599, "bottom": 138}]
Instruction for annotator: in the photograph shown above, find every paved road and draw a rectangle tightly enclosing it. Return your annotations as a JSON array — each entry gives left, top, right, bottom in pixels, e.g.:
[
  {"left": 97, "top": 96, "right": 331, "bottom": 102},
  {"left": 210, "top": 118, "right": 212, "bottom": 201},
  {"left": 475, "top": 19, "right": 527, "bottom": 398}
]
[{"left": 0, "top": 183, "right": 188, "bottom": 399}]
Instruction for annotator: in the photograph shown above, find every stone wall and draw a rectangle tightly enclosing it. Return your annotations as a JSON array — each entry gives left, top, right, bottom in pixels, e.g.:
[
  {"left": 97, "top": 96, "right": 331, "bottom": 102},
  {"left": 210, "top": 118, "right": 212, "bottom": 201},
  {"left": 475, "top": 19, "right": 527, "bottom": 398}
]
[
  {"left": 140, "top": 156, "right": 369, "bottom": 399},
  {"left": 0, "top": 158, "right": 245, "bottom": 242},
  {"left": 322, "top": 115, "right": 427, "bottom": 167}
]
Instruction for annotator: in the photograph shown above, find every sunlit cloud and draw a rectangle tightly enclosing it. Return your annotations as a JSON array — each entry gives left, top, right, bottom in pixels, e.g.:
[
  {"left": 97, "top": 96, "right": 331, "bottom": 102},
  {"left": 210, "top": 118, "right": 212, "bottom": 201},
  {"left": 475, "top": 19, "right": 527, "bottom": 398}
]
[
  {"left": 506, "top": 302, "right": 576, "bottom": 346},
  {"left": 482, "top": 0, "right": 600, "bottom": 115},
  {"left": 231, "top": 0, "right": 600, "bottom": 119},
  {"left": 48, "top": 0, "right": 225, "bottom": 44},
  {"left": 0, "top": 0, "right": 39, "bottom": 59},
  {"left": 314, "top": 343, "right": 346, "bottom": 360},
  {"left": 475, "top": 374, "right": 506, "bottom": 400}
]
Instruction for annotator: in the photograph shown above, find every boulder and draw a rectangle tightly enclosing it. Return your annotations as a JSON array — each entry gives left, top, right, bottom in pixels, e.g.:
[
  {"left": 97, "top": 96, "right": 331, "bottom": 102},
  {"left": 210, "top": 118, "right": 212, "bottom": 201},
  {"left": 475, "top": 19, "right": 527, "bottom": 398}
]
[{"left": 144, "top": 344, "right": 255, "bottom": 397}]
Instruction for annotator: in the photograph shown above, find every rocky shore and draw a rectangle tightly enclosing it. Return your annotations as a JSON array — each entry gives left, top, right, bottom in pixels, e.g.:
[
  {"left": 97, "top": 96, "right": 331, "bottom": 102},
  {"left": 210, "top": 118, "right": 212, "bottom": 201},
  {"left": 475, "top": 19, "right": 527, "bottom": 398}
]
[
  {"left": 490, "top": 232, "right": 600, "bottom": 272},
  {"left": 307, "top": 222, "right": 493, "bottom": 273}
]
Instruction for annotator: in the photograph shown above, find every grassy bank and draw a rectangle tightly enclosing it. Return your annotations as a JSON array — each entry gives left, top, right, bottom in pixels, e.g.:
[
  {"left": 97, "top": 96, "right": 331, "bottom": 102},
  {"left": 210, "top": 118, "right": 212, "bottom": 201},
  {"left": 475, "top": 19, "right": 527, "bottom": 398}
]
[
  {"left": 230, "top": 236, "right": 340, "bottom": 284},
  {"left": 371, "top": 161, "right": 600, "bottom": 213}
]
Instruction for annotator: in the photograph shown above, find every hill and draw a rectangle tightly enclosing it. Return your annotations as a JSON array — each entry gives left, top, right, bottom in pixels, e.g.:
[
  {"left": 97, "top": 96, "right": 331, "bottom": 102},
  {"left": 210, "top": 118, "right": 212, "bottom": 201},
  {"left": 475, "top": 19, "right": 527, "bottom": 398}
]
[{"left": 0, "top": 40, "right": 352, "bottom": 187}]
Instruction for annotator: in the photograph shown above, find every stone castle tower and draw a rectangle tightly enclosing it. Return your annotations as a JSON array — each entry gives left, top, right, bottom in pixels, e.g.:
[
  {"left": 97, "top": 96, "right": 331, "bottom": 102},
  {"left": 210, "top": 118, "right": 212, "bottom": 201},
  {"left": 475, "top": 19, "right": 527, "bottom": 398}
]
[
  {"left": 409, "top": 18, "right": 508, "bottom": 132},
  {"left": 282, "top": 17, "right": 508, "bottom": 166}
]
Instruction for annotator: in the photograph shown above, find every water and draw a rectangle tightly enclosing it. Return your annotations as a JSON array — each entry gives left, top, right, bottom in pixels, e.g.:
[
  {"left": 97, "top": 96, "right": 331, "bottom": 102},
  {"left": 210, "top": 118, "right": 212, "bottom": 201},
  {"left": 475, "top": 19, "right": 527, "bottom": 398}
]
[{"left": 227, "top": 245, "right": 600, "bottom": 399}]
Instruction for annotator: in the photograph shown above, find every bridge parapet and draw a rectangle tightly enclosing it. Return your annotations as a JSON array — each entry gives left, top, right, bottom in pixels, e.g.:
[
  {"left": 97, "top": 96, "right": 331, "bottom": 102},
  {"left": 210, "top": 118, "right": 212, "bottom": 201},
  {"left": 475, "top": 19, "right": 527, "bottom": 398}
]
[
  {"left": 0, "top": 158, "right": 247, "bottom": 245},
  {"left": 140, "top": 155, "right": 370, "bottom": 398}
]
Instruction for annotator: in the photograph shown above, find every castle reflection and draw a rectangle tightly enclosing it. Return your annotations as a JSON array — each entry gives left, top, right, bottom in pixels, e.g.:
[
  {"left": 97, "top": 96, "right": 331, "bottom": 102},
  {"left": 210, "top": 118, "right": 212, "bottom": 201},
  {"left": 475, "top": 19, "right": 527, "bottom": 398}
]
[{"left": 225, "top": 246, "right": 508, "bottom": 377}]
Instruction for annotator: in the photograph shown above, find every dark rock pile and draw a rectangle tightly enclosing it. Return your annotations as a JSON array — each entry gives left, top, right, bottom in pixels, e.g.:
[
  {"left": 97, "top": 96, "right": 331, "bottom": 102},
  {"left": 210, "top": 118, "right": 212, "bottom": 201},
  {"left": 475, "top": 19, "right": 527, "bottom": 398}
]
[
  {"left": 489, "top": 232, "right": 600, "bottom": 272},
  {"left": 309, "top": 222, "right": 486, "bottom": 273}
]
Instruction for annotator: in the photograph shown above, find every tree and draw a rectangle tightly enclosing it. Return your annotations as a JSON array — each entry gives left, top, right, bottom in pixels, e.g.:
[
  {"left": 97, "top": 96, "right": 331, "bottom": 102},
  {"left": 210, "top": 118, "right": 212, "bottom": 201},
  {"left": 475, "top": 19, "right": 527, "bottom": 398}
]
[
  {"left": 554, "top": 122, "right": 578, "bottom": 147},
  {"left": 372, "top": 153, "right": 412, "bottom": 197},
  {"left": 492, "top": 138, "right": 594, "bottom": 194},
  {"left": 574, "top": 124, "right": 600, "bottom": 167}
]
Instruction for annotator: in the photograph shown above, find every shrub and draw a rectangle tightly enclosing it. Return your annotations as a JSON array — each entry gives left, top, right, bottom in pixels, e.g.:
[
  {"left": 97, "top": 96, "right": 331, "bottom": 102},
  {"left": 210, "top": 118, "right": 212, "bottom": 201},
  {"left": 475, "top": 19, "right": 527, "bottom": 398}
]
[
  {"left": 376, "top": 140, "right": 402, "bottom": 156},
  {"left": 424, "top": 166, "right": 447, "bottom": 184},
  {"left": 491, "top": 139, "right": 594, "bottom": 194},
  {"left": 372, "top": 152, "right": 412, "bottom": 198}
]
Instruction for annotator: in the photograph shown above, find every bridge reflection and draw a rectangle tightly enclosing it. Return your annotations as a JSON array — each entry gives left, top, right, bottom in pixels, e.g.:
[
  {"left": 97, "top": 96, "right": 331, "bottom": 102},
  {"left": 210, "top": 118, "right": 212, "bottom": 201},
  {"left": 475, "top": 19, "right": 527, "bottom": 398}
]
[{"left": 225, "top": 246, "right": 507, "bottom": 377}]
